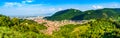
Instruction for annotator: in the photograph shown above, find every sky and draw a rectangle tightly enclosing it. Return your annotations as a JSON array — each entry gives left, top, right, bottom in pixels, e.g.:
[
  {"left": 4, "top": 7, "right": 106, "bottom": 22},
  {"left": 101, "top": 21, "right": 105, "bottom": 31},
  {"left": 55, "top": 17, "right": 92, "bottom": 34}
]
[{"left": 0, "top": 0, "right": 120, "bottom": 16}]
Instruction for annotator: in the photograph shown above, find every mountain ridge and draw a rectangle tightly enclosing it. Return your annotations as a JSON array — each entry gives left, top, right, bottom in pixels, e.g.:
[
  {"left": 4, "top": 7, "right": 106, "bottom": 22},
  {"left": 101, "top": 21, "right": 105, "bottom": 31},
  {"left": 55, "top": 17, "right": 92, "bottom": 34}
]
[{"left": 45, "top": 8, "right": 120, "bottom": 21}]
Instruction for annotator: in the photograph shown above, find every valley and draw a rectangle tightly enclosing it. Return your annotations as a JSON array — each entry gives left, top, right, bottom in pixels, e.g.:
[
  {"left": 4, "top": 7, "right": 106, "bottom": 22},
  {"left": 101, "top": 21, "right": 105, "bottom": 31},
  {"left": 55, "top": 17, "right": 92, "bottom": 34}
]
[{"left": 0, "top": 8, "right": 120, "bottom": 38}]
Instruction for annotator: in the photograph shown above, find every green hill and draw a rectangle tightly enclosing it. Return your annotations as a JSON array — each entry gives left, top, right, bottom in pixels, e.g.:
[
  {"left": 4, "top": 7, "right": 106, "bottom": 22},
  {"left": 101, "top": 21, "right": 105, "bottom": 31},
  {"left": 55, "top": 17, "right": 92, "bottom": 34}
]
[
  {"left": 45, "top": 8, "right": 120, "bottom": 21},
  {"left": 45, "top": 8, "right": 83, "bottom": 21},
  {"left": 72, "top": 8, "right": 120, "bottom": 20}
]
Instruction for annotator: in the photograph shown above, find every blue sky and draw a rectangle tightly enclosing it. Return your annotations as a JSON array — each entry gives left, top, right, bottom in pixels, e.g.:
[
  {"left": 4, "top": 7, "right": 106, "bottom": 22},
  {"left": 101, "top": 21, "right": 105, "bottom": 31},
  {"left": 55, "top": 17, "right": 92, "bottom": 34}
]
[{"left": 0, "top": 0, "right": 120, "bottom": 16}]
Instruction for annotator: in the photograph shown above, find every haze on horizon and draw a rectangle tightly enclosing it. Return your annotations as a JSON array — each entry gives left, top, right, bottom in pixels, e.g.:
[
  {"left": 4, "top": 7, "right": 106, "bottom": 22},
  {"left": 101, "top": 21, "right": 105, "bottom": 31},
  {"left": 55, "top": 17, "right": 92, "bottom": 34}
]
[{"left": 0, "top": 0, "right": 120, "bottom": 16}]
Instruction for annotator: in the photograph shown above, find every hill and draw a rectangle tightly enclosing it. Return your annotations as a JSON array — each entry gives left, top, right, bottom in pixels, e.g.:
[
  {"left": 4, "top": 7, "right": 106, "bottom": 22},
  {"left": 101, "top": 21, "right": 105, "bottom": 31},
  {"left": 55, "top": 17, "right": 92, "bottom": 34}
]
[
  {"left": 72, "top": 8, "right": 120, "bottom": 20},
  {"left": 45, "top": 8, "right": 120, "bottom": 21},
  {"left": 45, "top": 8, "right": 83, "bottom": 21}
]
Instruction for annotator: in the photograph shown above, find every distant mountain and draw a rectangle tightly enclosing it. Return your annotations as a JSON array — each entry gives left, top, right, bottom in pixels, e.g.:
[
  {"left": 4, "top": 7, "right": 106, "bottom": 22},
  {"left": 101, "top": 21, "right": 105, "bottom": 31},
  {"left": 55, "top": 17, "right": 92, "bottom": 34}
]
[
  {"left": 45, "top": 8, "right": 120, "bottom": 21},
  {"left": 45, "top": 8, "right": 83, "bottom": 21}
]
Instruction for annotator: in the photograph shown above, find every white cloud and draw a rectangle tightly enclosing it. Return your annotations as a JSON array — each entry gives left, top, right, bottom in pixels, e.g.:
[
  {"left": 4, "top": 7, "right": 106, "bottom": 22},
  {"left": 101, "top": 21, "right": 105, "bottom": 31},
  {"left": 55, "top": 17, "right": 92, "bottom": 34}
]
[
  {"left": 58, "top": 8, "right": 63, "bottom": 10},
  {"left": 49, "top": 8, "right": 56, "bottom": 11},
  {"left": 3, "top": 2, "right": 24, "bottom": 7},
  {"left": 21, "top": 0, "right": 33, "bottom": 4},
  {"left": 22, "top": 1, "right": 26, "bottom": 4},
  {"left": 92, "top": 5, "right": 103, "bottom": 9},
  {"left": 114, "top": 4, "right": 118, "bottom": 6},
  {"left": 111, "top": 3, "right": 118, "bottom": 7},
  {"left": 25, "top": 0, "right": 33, "bottom": 3},
  {"left": 26, "top": 0, "right": 33, "bottom": 3},
  {"left": 0, "top": 2, "right": 50, "bottom": 16}
]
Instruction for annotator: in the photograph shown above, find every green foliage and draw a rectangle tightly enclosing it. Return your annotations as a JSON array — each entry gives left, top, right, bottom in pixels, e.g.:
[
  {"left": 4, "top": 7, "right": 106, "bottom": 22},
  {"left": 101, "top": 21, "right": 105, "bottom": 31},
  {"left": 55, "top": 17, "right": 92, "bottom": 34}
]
[
  {"left": 52, "top": 19, "right": 120, "bottom": 38},
  {"left": 11, "top": 19, "right": 46, "bottom": 33},
  {"left": 0, "top": 27, "right": 50, "bottom": 38},
  {"left": 0, "top": 15, "right": 47, "bottom": 38},
  {"left": 117, "top": 16, "right": 120, "bottom": 21},
  {"left": 0, "top": 15, "right": 12, "bottom": 27}
]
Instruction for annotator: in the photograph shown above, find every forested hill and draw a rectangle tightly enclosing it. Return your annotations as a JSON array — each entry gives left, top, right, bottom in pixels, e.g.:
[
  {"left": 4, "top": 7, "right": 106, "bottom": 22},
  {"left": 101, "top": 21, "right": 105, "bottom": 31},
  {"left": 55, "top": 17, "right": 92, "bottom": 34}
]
[
  {"left": 45, "top": 9, "right": 83, "bottom": 21},
  {"left": 45, "top": 8, "right": 120, "bottom": 21}
]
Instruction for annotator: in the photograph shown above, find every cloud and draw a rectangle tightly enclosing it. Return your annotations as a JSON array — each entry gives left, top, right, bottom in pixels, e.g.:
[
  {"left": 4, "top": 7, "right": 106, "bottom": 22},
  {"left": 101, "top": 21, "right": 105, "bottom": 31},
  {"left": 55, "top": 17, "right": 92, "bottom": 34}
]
[
  {"left": 49, "top": 8, "right": 56, "bottom": 11},
  {"left": 92, "top": 5, "right": 103, "bottom": 9},
  {"left": 58, "top": 8, "right": 63, "bottom": 10},
  {"left": 22, "top": 0, "right": 33, "bottom": 3},
  {"left": 113, "top": 4, "right": 118, "bottom": 7},
  {"left": 111, "top": 3, "right": 119, "bottom": 7},
  {"left": 0, "top": 2, "right": 50, "bottom": 16},
  {"left": 0, "top": 2, "right": 62, "bottom": 16},
  {"left": 3, "top": 0, "right": 41, "bottom": 7},
  {"left": 26, "top": 0, "right": 33, "bottom": 3},
  {"left": 22, "top": 1, "right": 26, "bottom": 4},
  {"left": 3, "top": 2, "right": 23, "bottom": 7},
  {"left": 0, "top": 6, "right": 52, "bottom": 16}
]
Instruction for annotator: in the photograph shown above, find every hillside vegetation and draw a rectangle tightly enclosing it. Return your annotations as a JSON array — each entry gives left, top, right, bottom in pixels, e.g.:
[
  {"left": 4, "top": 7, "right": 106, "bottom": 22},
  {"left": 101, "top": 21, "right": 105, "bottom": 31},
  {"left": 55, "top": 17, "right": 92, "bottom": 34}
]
[
  {"left": 0, "top": 15, "right": 48, "bottom": 38},
  {"left": 52, "top": 19, "right": 120, "bottom": 38},
  {"left": 72, "top": 8, "right": 120, "bottom": 20},
  {"left": 45, "top": 9, "right": 83, "bottom": 21}
]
